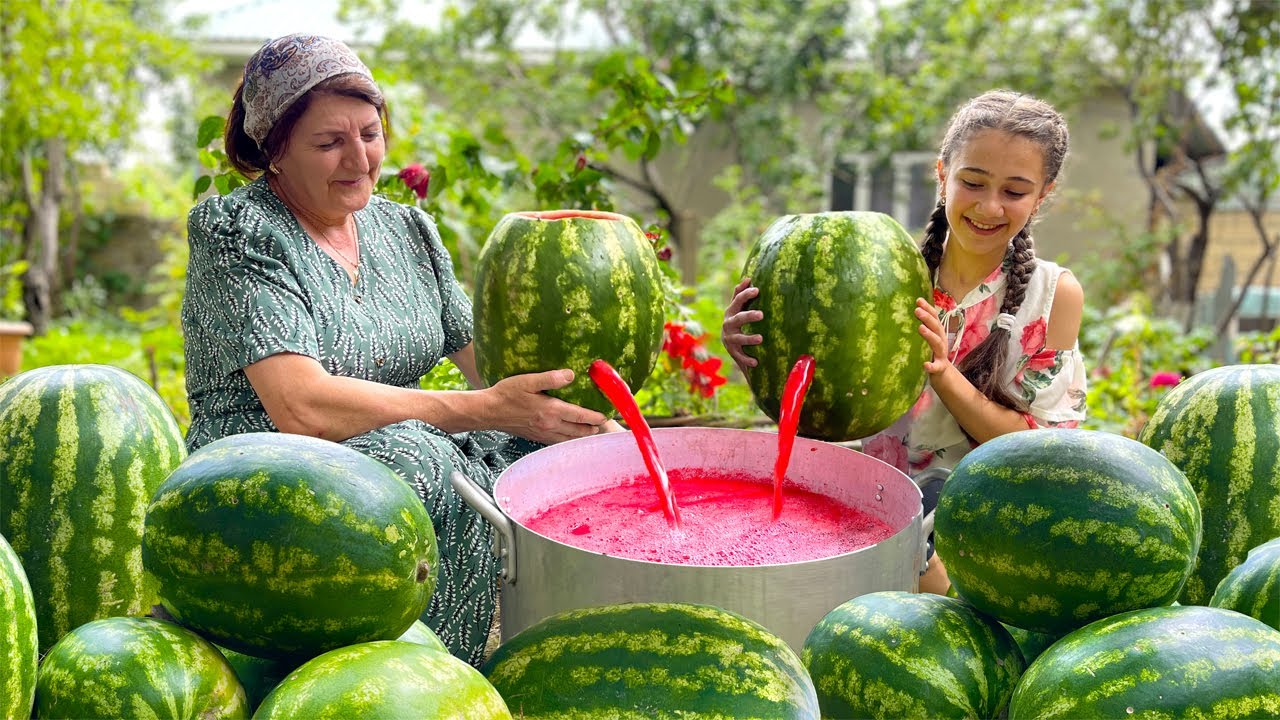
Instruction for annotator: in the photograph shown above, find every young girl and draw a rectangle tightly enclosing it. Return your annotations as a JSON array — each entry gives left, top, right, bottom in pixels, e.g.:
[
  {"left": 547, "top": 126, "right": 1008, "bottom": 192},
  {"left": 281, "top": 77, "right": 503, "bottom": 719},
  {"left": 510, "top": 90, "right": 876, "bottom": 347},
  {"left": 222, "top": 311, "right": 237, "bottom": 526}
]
[{"left": 722, "top": 90, "right": 1088, "bottom": 594}]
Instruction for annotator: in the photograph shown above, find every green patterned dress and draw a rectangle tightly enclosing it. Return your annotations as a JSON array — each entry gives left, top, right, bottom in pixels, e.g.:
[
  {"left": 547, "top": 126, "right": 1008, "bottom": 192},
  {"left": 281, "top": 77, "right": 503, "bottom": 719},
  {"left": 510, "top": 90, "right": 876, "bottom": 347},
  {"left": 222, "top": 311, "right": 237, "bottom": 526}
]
[{"left": 182, "top": 177, "right": 535, "bottom": 666}]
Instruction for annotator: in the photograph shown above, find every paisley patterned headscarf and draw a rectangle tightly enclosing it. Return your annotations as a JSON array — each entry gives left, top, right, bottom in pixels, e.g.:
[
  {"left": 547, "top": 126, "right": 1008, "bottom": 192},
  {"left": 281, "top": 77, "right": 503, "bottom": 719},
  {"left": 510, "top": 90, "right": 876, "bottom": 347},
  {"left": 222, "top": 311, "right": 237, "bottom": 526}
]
[{"left": 241, "top": 34, "right": 375, "bottom": 146}]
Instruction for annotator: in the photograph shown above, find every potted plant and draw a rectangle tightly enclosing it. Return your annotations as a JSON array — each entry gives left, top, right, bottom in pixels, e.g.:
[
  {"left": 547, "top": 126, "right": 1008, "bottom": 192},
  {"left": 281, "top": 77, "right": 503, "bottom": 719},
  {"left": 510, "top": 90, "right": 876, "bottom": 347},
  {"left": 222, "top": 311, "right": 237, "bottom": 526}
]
[{"left": 0, "top": 259, "right": 33, "bottom": 378}]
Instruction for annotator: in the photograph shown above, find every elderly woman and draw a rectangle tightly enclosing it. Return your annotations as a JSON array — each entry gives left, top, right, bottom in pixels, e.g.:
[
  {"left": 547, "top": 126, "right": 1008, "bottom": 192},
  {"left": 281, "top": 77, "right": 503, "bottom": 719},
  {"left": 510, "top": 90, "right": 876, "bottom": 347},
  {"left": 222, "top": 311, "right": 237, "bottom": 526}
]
[{"left": 181, "top": 34, "right": 609, "bottom": 665}]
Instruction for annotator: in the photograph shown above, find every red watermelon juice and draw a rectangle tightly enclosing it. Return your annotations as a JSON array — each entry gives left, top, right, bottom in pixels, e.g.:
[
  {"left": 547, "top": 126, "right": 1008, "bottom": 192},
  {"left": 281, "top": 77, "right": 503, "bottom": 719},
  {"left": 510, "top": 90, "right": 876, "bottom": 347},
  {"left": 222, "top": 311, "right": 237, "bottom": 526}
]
[
  {"left": 571, "top": 357, "right": 892, "bottom": 566},
  {"left": 523, "top": 468, "right": 894, "bottom": 566}
]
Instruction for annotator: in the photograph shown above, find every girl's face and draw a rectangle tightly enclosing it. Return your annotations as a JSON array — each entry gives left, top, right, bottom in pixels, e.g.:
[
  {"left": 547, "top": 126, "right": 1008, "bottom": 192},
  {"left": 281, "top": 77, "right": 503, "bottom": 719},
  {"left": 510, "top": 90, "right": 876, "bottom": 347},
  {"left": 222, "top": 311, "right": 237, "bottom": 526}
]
[
  {"left": 274, "top": 93, "right": 385, "bottom": 221},
  {"left": 937, "top": 128, "right": 1053, "bottom": 265}
]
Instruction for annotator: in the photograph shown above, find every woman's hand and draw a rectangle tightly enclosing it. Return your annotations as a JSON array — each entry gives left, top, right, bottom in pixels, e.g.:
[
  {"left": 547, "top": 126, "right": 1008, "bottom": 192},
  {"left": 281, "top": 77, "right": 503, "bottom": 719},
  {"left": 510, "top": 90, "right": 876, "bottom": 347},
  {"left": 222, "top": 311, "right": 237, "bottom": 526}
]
[
  {"left": 722, "top": 277, "right": 764, "bottom": 373},
  {"left": 915, "top": 297, "right": 953, "bottom": 376},
  {"left": 485, "top": 369, "right": 609, "bottom": 445}
]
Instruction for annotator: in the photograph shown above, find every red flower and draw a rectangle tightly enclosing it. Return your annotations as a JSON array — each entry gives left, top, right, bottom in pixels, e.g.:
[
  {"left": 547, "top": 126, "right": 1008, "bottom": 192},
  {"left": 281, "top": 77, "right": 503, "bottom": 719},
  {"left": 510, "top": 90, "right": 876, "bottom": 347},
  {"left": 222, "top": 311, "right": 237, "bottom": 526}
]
[
  {"left": 656, "top": 247, "right": 673, "bottom": 262},
  {"left": 662, "top": 322, "right": 699, "bottom": 359},
  {"left": 863, "top": 434, "right": 908, "bottom": 473},
  {"left": 1026, "top": 348, "right": 1057, "bottom": 373},
  {"left": 398, "top": 163, "right": 430, "bottom": 199},
  {"left": 1150, "top": 371, "right": 1182, "bottom": 388},
  {"left": 662, "top": 322, "right": 728, "bottom": 399},
  {"left": 1020, "top": 317, "right": 1047, "bottom": 355},
  {"left": 932, "top": 288, "right": 956, "bottom": 312},
  {"left": 574, "top": 153, "right": 587, "bottom": 173}
]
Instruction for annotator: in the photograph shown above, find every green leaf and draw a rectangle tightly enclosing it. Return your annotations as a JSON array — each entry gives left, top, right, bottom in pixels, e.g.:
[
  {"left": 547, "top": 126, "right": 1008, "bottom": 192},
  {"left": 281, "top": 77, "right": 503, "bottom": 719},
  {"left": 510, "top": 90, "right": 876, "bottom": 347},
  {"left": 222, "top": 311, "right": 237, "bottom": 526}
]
[
  {"left": 213, "top": 174, "right": 231, "bottom": 196},
  {"left": 192, "top": 174, "right": 212, "bottom": 200},
  {"left": 197, "top": 115, "right": 226, "bottom": 148}
]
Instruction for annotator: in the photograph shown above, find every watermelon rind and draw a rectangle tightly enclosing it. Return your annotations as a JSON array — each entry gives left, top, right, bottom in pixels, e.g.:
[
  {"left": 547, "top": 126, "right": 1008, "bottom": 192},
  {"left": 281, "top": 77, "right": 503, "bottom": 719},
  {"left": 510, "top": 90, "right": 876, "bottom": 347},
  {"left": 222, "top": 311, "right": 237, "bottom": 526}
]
[
  {"left": 35, "top": 615, "right": 249, "bottom": 719},
  {"left": 473, "top": 210, "right": 666, "bottom": 416},
  {"left": 142, "top": 432, "right": 438, "bottom": 661},
  {"left": 1139, "top": 364, "right": 1280, "bottom": 604},
  {"left": 0, "top": 363, "right": 186, "bottom": 652},
  {"left": 741, "top": 211, "right": 930, "bottom": 441},
  {"left": 1008, "top": 605, "right": 1280, "bottom": 719},
  {"left": 934, "top": 429, "right": 1202, "bottom": 634},
  {"left": 1210, "top": 536, "right": 1280, "bottom": 632},
  {"left": 802, "top": 591, "right": 1023, "bottom": 719},
  {"left": 255, "top": 640, "right": 511, "bottom": 719},
  {"left": 482, "top": 601, "right": 820, "bottom": 719},
  {"left": 0, "top": 533, "right": 37, "bottom": 720}
]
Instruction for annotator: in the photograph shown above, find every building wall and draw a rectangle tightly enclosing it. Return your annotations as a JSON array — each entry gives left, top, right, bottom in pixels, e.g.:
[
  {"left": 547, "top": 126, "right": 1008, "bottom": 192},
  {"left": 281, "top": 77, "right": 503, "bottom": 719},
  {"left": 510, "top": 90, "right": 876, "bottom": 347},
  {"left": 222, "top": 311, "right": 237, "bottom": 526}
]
[{"left": 1033, "top": 90, "right": 1152, "bottom": 266}]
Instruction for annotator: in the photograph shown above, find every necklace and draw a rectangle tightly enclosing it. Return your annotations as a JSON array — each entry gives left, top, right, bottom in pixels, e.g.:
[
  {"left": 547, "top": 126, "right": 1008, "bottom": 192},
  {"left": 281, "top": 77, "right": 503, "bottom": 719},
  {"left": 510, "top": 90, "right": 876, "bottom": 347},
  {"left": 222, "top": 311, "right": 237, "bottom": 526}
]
[
  {"left": 270, "top": 176, "right": 360, "bottom": 276},
  {"left": 314, "top": 220, "right": 359, "bottom": 270}
]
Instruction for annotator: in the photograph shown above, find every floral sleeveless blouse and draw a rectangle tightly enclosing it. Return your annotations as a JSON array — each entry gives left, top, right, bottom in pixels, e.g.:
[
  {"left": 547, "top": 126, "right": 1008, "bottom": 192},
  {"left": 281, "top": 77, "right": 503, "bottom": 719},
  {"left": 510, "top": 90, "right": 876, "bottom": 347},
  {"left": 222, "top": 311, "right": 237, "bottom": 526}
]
[{"left": 862, "top": 258, "right": 1087, "bottom": 476}]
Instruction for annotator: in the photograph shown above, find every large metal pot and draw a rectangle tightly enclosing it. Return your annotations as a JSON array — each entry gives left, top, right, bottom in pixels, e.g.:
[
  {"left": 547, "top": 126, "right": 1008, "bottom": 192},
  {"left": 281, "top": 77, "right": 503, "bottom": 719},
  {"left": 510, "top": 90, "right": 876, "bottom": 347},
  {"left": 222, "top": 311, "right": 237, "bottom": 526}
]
[{"left": 451, "top": 427, "right": 924, "bottom": 652}]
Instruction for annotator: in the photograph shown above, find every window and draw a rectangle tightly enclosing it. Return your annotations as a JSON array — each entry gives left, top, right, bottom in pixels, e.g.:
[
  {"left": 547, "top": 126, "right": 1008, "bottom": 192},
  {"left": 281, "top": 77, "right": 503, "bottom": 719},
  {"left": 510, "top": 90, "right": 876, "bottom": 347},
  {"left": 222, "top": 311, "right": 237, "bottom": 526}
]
[{"left": 830, "top": 152, "right": 937, "bottom": 232}]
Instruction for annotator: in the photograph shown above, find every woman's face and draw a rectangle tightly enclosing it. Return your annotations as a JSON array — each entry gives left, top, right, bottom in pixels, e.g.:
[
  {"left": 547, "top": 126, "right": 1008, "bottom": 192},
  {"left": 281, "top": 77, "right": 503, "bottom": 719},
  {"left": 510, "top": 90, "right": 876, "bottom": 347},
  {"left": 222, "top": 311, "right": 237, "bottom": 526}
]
[
  {"left": 274, "top": 93, "right": 384, "bottom": 221},
  {"left": 937, "top": 128, "right": 1052, "bottom": 264}
]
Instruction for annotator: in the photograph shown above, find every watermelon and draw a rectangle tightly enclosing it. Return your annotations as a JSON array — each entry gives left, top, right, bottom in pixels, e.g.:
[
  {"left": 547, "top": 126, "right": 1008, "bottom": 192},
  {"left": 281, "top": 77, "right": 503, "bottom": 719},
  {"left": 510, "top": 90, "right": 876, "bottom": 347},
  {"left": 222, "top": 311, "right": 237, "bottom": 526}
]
[
  {"left": 802, "top": 591, "right": 1023, "bottom": 719},
  {"left": 473, "top": 210, "right": 666, "bottom": 415},
  {"left": 255, "top": 641, "right": 511, "bottom": 719},
  {"left": 0, "top": 533, "right": 37, "bottom": 720},
  {"left": 741, "top": 211, "right": 930, "bottom": 441},
  {"left": 1138, "top": 364, "right": 1280, "bottom": 605},
  {"left": 218, "top": 619, "right": 449, "bottom": 709},
  {"left": 35, "top": 616, "right": 249, "bottom": 719},
  {"left": 1008, "top": 605, "right": 1280, "bottom": 719},
  {"left": 934, "top": 429, "right": 1201, "bottom": 634},
  {"left": 0, "top": 363, "right": 186, "bottom": 651},
  {"left": 142, "top": 432, "right": 438, "bottom": 660},
  {"left": 946, "top": 582, "right": 1060, "bottom": 665},
  {"left": 482, "top": 602, "right": 819, "bottom": 719},
  {"left": 1210, "top": 537, "right": 1280, "bottom": 632}
]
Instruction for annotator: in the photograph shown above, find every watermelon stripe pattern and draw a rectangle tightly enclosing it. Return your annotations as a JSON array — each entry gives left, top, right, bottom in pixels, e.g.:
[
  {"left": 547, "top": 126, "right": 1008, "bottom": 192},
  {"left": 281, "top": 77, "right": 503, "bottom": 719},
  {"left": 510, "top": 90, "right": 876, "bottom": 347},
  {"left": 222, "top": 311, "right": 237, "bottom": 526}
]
[
  {"left": 0, "top": 533, "right": 37, "bottom": 720},
  {"left": 1009, "top": 606, "right": 1280, "bottom": 719},
  {"left": 142, "top": 432, "right": 438, "bottom": 660},
  {"left": 256, "top": 641, "right": 511, "bottom": 719},
  {"left": 742, "top": 212, "right": 930, "bottom": 441},
  {"left": 803, "top": 592, "right": 1023, "bottom": 719},
  {"left": 1139, "top": 364, "right": 1280, "bottom": 605},
  {"left": 36, "top": 616, "right": 249, "bottom": 720},
  {"left": 1210, "top": 537, "right": 1280, "bottom": 632},
  {"left": 482, "top": 602, "right": 820, "bottom": 719},
  {"left": 473, "top": 210, "right": 665, "bottom": 415},
  {"left": 935, "top": 429, "right": 1202, "bottom": 634},
  {"left": 0, "top": 364, "right": 186, "bottom": 652}
]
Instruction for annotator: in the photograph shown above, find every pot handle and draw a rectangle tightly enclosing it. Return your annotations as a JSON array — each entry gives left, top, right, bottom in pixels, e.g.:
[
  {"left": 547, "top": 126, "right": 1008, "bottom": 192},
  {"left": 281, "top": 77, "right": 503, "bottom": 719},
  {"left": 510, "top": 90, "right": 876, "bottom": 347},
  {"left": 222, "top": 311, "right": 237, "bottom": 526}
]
[
  {"left": 912, "top": 466, "right": 951, "bottom": 556},
  {"left": 449, "top": 471, "right": 518, "bottom": 585}
]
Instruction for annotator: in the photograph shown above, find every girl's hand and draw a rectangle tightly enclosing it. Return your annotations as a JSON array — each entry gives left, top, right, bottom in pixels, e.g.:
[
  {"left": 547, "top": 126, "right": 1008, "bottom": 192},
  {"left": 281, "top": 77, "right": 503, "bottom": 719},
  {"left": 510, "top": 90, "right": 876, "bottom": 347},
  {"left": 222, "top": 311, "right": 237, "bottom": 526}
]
[
  {"left": 915, "top": 297, "right": 952, "bottom": 376},
  {"left": 722, "top": 277, "right": 763, "bottom": 372}
]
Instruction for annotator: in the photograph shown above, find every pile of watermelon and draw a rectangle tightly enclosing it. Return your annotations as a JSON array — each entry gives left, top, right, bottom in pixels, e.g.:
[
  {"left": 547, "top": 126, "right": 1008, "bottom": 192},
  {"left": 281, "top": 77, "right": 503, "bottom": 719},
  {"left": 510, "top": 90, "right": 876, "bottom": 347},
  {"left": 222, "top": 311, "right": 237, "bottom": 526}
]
[
  {"left": 6, "top": 206, "right": 1280, "bottom": 718},
  {"left": 0, "top": 364, "right": 510, "bottom": 718},
  {"left": 799, "top": 423, "right": 1280, "bottom": 719}
]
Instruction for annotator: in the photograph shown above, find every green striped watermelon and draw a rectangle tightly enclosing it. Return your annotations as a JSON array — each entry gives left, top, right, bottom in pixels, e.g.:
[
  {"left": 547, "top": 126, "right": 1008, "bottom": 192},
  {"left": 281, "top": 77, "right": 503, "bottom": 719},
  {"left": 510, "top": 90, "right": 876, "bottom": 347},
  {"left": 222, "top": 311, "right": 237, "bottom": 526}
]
[
  {"left": 946, "top": 582, "right": 1061, "bottom": 666},
  {"left": 1008, "top": 605, "right": 1280, "bottom": 719},
  {"left": 218, "top": 619, "right": 449, "bottom": 709},
  {"left": 473, "top": 210, "right": 666, "bottom": 415},
  {"left": 935, "top": 429, "right": 1202, "bottom": 634},
  {"left": 802, "top": 591, "right": 1023, "bottom": 719},
  {"left": 35, "top": 616, "right": 249, "bottom": 719},
  {"left": 0, "top": 363, "right": 186, "bottom": 652},
  {"left": 255, "top": 641, "right": 511, "bottom": 719},
  {"left": 0, "top": 533, "right": 37, "bottom": 720},
  {"left": 1210, "top": 537, "right": 1280, "bottom": 632},
  {"left": 741, "top": 211, "right": 930, "bottom": 441},
  {"left": 1138, "top": 364, "right": 1280, "bottom": 605},
  {"left": 482, "top": 602, "right": 819, "bottom": 719},
  {"left": 142, "top": 432, "right": 438, "bottom": 661}
]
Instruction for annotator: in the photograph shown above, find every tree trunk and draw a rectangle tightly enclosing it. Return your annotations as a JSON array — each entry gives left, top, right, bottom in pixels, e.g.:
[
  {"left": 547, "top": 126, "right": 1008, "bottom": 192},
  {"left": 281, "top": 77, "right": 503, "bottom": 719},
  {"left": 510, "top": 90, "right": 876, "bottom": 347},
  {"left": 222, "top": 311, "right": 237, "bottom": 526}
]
[{"left": 20, "top": 138, "right": 66, "bottom": 336}]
